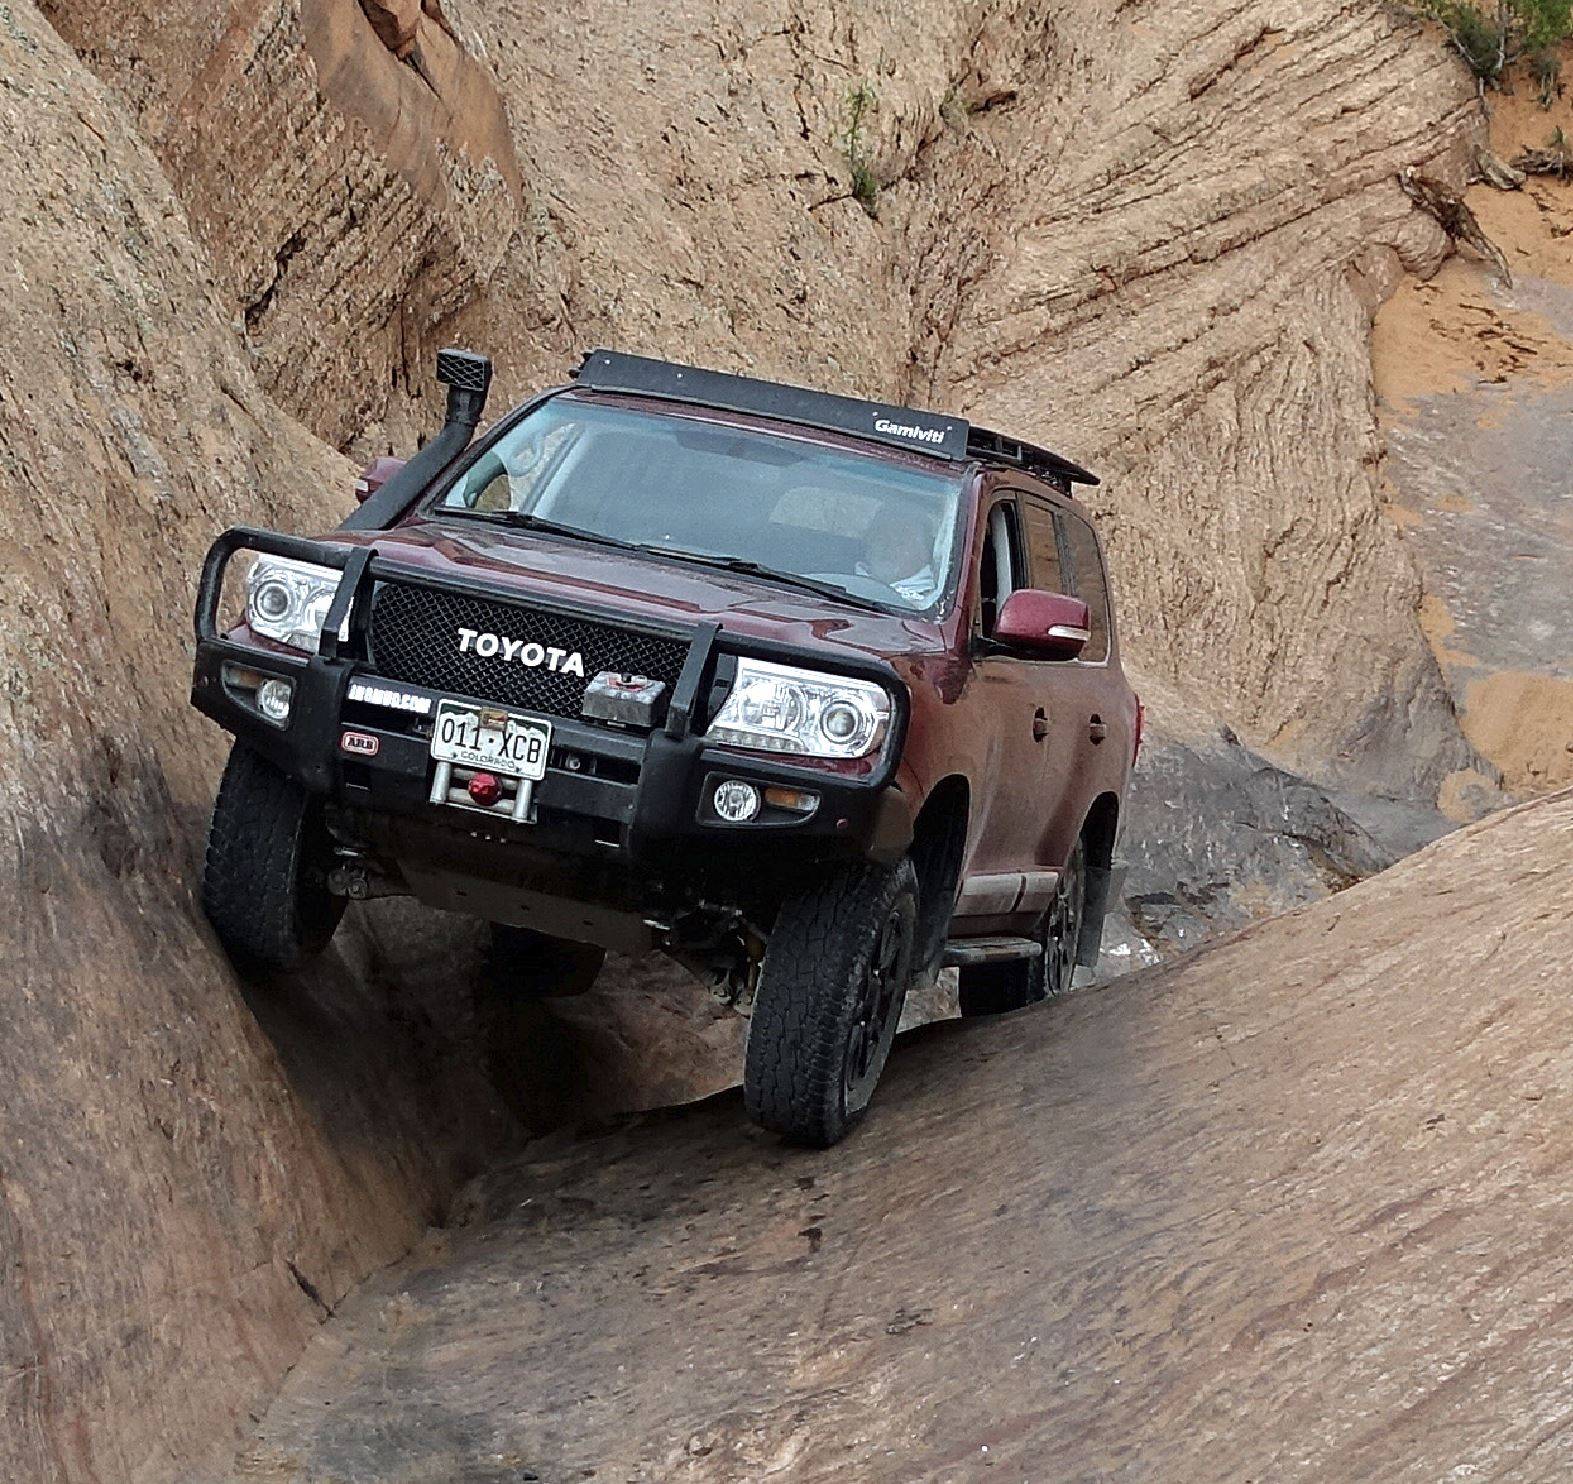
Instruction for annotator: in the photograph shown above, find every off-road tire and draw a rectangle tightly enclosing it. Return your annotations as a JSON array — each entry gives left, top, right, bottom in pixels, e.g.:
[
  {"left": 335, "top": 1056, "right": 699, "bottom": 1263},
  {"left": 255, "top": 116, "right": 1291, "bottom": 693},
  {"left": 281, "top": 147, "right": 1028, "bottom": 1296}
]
[
  {"left": 201, "top": 743, "right": 345, "bottom": 972},
  {"left": 957, "top": 837, "right": 1086, "bottom": 1017},
  {"left": 486, "top": 924, "right": 606, "bottom": 999},
  {"left": 744, "top": 858, "right": 918, "bottom": 1148}
]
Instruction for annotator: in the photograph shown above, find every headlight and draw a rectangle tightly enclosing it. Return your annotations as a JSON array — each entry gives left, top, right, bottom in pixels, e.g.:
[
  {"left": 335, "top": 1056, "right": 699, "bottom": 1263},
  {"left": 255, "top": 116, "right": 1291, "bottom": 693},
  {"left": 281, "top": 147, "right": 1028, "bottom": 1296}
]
[
  {"left": 706, "top": 658, "right": 894, "bottom": 760},
  {"left": 244, "top": 555, "right": 348, "bottom": 653}
]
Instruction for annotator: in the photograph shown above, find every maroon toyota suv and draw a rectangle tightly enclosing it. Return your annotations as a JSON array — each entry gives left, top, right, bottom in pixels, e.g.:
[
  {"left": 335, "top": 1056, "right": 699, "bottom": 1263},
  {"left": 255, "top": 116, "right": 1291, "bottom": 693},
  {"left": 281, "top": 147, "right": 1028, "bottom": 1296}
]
[{"left": 192, "top": 350, "right": 1139, "bottom": 1145}]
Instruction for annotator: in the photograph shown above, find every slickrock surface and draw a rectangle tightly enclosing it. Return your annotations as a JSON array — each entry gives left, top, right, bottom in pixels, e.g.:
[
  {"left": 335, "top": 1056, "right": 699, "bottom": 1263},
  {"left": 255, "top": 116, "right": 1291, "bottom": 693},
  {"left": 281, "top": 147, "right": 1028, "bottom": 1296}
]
[{"left": 245, "top": 788, "right": 1573, "bottom": 1483}]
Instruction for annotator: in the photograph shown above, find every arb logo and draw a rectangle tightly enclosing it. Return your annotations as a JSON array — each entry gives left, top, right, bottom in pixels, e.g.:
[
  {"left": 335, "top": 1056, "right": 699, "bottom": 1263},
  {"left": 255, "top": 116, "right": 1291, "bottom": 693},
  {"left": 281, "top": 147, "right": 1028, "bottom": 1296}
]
[{"left": 340, "top": 730, "right": 379, "bottom": 758}]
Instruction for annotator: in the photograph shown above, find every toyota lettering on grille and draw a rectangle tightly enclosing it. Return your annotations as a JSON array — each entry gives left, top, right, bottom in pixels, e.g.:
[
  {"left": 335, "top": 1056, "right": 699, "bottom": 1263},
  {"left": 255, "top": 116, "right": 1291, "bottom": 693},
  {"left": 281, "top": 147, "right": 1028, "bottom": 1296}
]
[{"left": 456, "top": 626, "right": 587, "bottom": 678}]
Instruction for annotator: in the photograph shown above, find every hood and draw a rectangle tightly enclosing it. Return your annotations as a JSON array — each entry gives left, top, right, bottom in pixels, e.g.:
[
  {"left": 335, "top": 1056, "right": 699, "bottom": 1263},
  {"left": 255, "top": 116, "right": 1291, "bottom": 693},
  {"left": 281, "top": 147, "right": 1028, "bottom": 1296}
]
[{"left": 327, "top": 518, "right": 947, "bottom": 665}]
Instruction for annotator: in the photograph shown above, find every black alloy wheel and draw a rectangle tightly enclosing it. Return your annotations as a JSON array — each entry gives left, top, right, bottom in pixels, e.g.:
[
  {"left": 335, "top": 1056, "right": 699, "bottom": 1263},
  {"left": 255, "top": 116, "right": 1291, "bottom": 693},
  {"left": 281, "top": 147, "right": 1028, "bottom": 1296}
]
[
  {"left": 1041, "top": 835, "right": 1087, "bottom": 1000},
  {"left": 957, "top": 833, "right": 1088, "bottom": 1016},
  {"left": 844, "top": 902, "right": 911, "bottom": 1112}
]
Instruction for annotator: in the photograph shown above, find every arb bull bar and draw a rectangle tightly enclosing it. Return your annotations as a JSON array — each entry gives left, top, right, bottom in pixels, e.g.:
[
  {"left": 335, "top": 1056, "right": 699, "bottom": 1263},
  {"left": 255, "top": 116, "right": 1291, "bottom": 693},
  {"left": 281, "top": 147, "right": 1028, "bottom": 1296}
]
[{"left": 191, "top": 527, "right": 914, "bottom": 865}]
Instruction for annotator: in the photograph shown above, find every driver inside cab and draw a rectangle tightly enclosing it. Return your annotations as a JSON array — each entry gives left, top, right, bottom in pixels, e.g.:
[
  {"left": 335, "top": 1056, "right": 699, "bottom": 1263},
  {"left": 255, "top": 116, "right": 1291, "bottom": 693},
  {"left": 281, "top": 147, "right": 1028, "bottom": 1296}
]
[{"left": 860, "top": 507, "right": 939, "bottom": 608}]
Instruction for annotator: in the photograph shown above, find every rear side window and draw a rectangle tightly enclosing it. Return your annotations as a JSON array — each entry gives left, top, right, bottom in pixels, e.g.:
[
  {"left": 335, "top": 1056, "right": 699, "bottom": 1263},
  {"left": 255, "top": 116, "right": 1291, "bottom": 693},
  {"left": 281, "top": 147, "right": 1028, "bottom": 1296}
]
[
  {"left": 1017, "top": 494, "right": 1065, "bottom": 595},
  {"left": 1061, "top": 511, "right": 1112, "bottom": 663}
]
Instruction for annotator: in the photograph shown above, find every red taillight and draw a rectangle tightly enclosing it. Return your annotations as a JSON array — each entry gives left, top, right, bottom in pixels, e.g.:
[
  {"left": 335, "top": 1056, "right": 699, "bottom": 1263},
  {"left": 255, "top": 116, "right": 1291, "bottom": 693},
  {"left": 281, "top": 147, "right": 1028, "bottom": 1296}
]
[
  {"left": 468, "top": 772, "right": 502, "bottom": 807},
  {"left": 1132, "top": 694, "right": 1145, "bottom": 765}
]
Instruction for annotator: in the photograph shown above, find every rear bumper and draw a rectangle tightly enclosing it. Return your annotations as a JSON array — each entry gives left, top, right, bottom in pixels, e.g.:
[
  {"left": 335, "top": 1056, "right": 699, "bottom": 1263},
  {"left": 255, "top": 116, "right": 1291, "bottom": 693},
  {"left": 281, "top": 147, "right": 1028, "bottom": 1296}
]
[{"left": 190, "top": 528, "right": 914, "bottom": 883}]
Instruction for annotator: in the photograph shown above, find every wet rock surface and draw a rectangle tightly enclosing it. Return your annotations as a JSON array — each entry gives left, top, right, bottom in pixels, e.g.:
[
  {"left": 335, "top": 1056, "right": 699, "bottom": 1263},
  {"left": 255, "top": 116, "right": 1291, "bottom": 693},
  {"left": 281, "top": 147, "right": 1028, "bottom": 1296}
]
[
  {"left": 1114, "top": 728, "right": 1397, "bottom": 961},
  {"left": 245, "top": 790, "right": 1573, "bottom": 1483},
  {"left": 1101, "top": 676, "right": 1436, "bottom": 967}
]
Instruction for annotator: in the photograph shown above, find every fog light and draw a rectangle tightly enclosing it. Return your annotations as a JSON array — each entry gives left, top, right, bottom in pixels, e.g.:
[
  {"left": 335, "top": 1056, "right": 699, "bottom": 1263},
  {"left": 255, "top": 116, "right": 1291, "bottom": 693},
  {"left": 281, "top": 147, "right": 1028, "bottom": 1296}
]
[
  {"left": 256, "top": 677, "right": 293, "bottom": 724},
  {"left": 221, "top": 662, "right": 266, "bottom": 692},
  {"left": 713, "top": 779, "right": 761, "bottom": 823}
]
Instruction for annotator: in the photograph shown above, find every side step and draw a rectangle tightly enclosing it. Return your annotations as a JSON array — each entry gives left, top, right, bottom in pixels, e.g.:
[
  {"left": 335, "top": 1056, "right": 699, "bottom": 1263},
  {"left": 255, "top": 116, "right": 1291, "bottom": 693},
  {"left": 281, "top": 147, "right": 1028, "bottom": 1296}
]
[{"left": 942, "top": 936, "right": 1042, "bottom": 969}]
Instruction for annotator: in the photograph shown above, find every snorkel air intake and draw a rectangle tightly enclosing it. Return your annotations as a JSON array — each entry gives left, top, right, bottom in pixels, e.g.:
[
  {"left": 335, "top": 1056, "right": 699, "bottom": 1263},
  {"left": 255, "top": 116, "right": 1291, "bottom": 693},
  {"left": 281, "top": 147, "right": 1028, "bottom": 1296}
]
[{"left": 341, "top": 347, "right": 493, "bottom": 532}]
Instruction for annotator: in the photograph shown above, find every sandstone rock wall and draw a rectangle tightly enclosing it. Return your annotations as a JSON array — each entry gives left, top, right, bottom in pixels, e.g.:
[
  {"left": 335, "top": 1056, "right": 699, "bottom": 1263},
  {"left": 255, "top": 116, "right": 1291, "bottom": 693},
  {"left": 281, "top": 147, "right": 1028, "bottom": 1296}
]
[
  {"left": 452, "top": 0, "right": 1486, "bottom": 799},
  {"left": 38, "top": 0, "right": 526, "bottom": 450},
  {"left": 46, "top": 0, "right": 1487, "bottom": 802},
  {"left": 0, "top": 10, "right": 516, "bottom": 1480}
]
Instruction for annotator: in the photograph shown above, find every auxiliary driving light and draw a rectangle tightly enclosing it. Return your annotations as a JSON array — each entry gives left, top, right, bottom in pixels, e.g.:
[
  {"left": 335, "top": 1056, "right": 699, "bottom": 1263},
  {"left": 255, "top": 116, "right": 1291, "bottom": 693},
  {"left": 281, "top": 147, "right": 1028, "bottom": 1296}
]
[
  {"left": 255, "top": 677, "right": 294, "bottom": 724},
  {"left": 712, "top": 779, "right": 762, "bottom": 823}
]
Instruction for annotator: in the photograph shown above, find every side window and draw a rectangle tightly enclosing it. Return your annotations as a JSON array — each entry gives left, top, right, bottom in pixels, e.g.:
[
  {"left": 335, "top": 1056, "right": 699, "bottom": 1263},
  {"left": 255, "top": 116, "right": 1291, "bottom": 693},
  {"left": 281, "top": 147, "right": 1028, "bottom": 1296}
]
[
  {"left": 1059, "top": 511, "right": 1112, "bottom": 662},
  {"left": 977, "top": 499, "right": 1027, "bottom": 637},
  {"left": 1018, "top": 495, "right": 1065, "bottom": 595}
]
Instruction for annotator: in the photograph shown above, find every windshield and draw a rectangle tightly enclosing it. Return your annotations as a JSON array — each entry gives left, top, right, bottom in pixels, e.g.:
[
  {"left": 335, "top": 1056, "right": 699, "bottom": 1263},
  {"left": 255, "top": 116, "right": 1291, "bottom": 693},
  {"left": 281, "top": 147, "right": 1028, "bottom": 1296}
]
[{"left": 434, "top": 396, "right": 967, "bottom": 613}]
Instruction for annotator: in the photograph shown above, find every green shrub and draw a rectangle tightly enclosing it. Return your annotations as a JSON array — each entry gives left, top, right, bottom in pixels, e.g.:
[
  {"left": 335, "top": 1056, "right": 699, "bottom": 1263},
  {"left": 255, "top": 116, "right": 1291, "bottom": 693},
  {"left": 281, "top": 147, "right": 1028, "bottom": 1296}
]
[
  {"left": 1529, "top": 44, "right": 1564, "bottom": 99},
  {"left": 841, "top": 80, "right": 880, "bottom": 218},
  {"left": 1419, "top": 0, "right": 1573, "bottom": 95}
]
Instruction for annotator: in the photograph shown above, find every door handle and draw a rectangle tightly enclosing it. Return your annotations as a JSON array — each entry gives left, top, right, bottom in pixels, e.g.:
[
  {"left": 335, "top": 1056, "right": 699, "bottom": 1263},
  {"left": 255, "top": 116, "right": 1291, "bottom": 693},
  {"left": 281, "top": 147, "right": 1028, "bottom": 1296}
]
[
  {"left": 1032, "top": 706, "right": 1050, "bottom": 741},
  {"left": 1088, "top": 714, "right": 1107, "bottom": 744}
]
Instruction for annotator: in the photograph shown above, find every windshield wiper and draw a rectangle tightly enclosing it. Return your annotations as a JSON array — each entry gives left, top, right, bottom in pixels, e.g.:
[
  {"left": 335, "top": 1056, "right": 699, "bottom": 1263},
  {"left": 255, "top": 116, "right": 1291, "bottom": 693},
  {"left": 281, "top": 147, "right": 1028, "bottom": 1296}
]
[
  {"left": 451, "top": 510, "right": 890, "bottom": 612},
  {"left": 655, "top": 549, "right": 888, "bottom": 612},
  {"left": 471, "top": 510, "right": 650, "bottom": 554}
]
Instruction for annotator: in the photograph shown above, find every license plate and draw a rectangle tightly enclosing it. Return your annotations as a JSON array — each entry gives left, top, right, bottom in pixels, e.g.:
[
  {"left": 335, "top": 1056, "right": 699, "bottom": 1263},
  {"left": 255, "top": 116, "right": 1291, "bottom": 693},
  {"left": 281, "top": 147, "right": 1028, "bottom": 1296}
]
[{"left": 430, "top": 700, "right": 551, "bottom": 780}]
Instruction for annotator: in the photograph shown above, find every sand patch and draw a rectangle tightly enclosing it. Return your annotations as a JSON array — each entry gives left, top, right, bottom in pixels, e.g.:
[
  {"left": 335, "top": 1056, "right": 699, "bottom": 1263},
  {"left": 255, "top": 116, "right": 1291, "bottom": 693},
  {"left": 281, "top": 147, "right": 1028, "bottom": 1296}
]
[
  {"left": 1460, "top": 669, "right": 1573, "bottom": 793},
  {"left": 1419, "top": 591, "right": 1478, "bottom": 668},
  {"left": 1376, "top": 64, "right": 1573, "bottom": 803},
  {"left": 1373, "top": 266, "right": 1573, "bottom": 406},
  {"left": 1374, "top": 66, "right": 1573, "bottom": 411}
]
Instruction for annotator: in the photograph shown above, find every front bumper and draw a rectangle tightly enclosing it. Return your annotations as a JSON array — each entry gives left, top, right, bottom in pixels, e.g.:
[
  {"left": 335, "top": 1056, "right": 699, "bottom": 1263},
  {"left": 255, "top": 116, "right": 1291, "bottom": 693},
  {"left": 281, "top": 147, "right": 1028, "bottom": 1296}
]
[{"left": 191, "top": 527, "right": 914, "bottom": 874}]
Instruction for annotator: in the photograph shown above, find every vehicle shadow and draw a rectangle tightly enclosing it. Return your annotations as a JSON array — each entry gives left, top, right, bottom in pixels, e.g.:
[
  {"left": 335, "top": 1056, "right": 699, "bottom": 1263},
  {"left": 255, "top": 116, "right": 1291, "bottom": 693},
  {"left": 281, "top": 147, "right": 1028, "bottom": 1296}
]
[
  {"left": 232, "top": 898, "right": 519, "bottom": 1207},
  {"left": 237, "top": 892, "right": 750, "bottom": 1153}
]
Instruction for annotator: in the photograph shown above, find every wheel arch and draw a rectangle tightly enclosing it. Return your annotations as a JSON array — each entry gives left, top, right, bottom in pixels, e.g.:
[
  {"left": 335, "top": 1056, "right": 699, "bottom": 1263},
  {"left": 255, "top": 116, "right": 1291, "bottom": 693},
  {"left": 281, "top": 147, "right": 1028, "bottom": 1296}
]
[
  {"left": 908, "top": 775, "right": 970, "bottom": 977},
  {"left": 1076, "top": 790, "right": 1121, "bottom": 966}
]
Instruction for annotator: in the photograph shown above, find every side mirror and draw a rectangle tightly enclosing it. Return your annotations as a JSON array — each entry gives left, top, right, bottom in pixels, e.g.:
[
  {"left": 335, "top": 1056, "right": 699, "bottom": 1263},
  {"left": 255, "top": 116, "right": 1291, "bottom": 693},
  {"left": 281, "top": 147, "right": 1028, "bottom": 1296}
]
[
  {"left": 354, "top": 456, "right": 407, "bottom": 505},
  {"left": 994, "top": 589, "right": 1090, "bottom": 660}
]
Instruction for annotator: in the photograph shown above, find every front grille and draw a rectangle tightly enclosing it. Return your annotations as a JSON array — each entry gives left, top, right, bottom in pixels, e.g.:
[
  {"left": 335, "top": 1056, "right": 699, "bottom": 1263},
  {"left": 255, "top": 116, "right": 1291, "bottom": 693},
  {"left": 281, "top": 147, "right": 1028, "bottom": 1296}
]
[{"left": 367, "top": 583, "right": 689, "bottom": 721}]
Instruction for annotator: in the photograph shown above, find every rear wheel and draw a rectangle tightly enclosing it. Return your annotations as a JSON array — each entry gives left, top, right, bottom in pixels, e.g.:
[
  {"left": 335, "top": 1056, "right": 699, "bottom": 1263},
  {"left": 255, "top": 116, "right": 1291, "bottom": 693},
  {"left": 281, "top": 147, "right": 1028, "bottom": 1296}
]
[
  {"left": 957, "top": 837, "right": 1086, "bottom": 1016},
  {"left": 1041, "top": 836, "right": 1087, "bottom": 999},
  {"left": 201, "top": 743, "right": 344, "bottom": 972},
  {"left": 744, "top": 858, "right": 918, "bottom": 1147}
]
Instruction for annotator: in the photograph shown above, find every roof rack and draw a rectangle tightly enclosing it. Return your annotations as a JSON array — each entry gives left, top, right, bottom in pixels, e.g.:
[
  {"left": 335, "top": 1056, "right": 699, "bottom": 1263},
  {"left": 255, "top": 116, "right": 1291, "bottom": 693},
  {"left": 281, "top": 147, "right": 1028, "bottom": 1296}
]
[
  {"left": 573, "top": 349, "right": 1098, "bottom": 488},
  {"left": 965, "top": 426, "right": 1099, "bottom": 488}
]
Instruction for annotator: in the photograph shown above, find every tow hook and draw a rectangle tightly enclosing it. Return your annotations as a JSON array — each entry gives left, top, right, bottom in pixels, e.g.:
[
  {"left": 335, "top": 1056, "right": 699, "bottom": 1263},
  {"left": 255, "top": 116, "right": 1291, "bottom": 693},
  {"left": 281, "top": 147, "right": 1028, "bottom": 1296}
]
[{"left": 327, "top": 854, "right": 398, "bottom": 901}]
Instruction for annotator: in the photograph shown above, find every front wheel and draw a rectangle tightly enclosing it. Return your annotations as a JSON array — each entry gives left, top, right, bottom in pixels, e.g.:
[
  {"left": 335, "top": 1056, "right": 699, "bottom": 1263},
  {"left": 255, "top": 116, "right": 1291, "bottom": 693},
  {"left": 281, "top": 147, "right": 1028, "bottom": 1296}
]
[
  {"left": 201, "top": 743, "right": 345, "bottom": 972},
  {"left": 744, "top": 858, "right": 918, "bottom": 1148}
]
